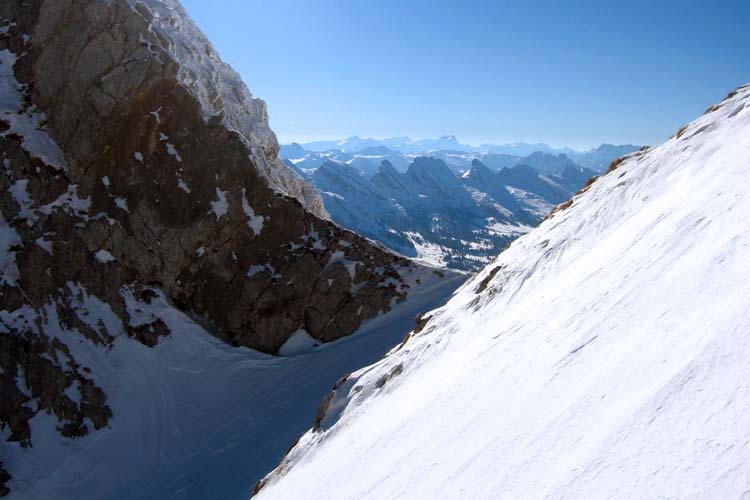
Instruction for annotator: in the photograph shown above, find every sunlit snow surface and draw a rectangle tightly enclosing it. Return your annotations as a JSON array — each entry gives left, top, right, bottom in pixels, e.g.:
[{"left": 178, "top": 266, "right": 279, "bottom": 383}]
[
  {"left": 4, "top": 270, "right": 465, "bottom": 500},
  {"left": 256, "top": 86, "right": 750, "bottom": 500}
]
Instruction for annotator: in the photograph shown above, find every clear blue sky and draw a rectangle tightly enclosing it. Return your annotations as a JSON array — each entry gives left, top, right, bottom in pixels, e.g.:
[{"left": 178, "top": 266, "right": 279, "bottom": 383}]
[{"left": 181, "top": 0, "right": 749, "bottom": 149}]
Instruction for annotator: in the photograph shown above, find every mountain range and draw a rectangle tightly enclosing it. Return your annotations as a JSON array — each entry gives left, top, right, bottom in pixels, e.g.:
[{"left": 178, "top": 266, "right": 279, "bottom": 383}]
[
  {"left": 280, "top": 143, "right": 629, "bottom": 270},
  {"left": 308, "top": 157, "right": 596, "bottom": 270},
  {"left": 280, "top": 141, "right": 639, "bottom": 177}
]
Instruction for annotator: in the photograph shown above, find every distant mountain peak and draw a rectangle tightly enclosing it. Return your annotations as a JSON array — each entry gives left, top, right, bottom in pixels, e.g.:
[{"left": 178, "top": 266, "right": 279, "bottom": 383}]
[
  {"left": 318, "top": 158, "right": 357, "bottom": 173},
  {"left": 379, "top": 159, "right": 397, "bottom": 172},
  {"left": 466, "top": 158, "right": 495, "bottom": 178},
  {"left": 409, "top": 156, "right": 454, "bottom": 177}
]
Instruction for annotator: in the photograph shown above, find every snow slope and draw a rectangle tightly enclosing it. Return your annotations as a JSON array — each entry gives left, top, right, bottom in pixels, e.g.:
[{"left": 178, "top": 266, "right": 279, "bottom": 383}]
[
  {"left": 255, "top": 84, "right": 750, "bottom": 499},
  {"left": 3, "top": 268, "right": 465, "bottom": 500}
]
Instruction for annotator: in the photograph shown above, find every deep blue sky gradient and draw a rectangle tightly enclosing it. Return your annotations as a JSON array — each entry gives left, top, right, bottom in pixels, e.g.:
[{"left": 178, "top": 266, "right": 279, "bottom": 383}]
[{"left": 181, "top": 0, "right": 750, "bottom": 148}]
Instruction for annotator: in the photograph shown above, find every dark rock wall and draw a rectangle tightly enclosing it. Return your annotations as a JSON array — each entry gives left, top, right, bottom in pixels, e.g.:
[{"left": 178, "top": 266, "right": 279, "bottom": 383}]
[{"left": 0, "top": 1, "right": 417, "bottom": 491}]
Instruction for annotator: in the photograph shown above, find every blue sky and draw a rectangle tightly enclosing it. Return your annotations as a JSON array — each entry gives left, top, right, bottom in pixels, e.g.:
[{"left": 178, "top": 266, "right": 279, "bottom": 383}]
[{"left": 181, "top": 0, "right": 749, "bottom": 149}]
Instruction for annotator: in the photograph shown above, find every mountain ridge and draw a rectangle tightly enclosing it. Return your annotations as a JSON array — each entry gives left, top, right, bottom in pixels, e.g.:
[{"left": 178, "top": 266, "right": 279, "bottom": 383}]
[{"left": 312, "top": 155, "right": 590, "bottom": 270}]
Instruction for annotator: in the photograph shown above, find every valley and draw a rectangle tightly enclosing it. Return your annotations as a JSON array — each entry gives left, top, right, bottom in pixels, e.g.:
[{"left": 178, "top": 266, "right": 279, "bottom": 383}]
[{"left": 1, "top": 1, "right": 746, "bottom": 499}]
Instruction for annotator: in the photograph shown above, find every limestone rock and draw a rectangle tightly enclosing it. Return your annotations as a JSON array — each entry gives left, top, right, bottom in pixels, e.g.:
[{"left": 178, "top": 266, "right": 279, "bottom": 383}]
[{"left": 0, "top": 2, "right": 425, "bottom": 492}]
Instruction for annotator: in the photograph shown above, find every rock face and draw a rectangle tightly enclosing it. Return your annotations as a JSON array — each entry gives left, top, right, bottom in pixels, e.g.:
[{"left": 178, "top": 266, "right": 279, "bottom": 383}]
[{"left": 0, "top": 0, "right": 420, "bottom": 490}]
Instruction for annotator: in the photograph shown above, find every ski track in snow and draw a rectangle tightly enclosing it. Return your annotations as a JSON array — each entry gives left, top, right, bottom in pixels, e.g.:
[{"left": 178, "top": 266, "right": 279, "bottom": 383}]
[{"left": 256, "top": 86, "right": 750, "bottom": 500}]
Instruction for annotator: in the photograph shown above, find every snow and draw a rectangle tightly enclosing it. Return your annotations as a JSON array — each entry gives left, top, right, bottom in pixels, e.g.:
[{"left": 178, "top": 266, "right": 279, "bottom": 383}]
[
  {"left": 121, "top": 286, "right": 164, "bottom": 328},
  {"left": 0, "top": 49, "right": 67, "bottom": 171},
  {"left": 177, "top": 178, "right": 191, "bottom": 193},
  {"left": 0, "top": 21, "right": 15, "bottom": 36},
  {"left": 36, "top": 185, "right": 91, "bottom": 221},
  {"left": 63, "top": 379, "right": 81, "bottom": 406},
  {"left": 278, "top": 329, "right": 320, "bottom": 357},
  {"left": 321, "top": 190, "right": 345, "bottom": 201},
  {"left": 256, "top": 85, "right": 750, "bottom": 500},
  {"left": 326, "top": 251, "right": 359, "bottom": 281},
  {"left": 241, "top": 188, "right": 265, "bottom": 236},
  {"left": 305, "top": 229, "right": 331, "bottom": 251},
  {"left": 8, "top": 181, "right": 92, "bottom": 228},
  {"left": 114, "top": 197, "right": 129, "bottom": 212},
  {"left": 404, "top": 231, "right": 448, "bottom": 267},
  {"left": 482, "top": 219, "right": 534, "bottom": 237},
  {"left": 210, "top": 188, "right": 228, "bottom": 219},
  {"left": 0, "top": 210, "right": 21, "bottom": 286},
  {"left": 9, "top": 179, "right": 34, "bottom": 221},
  {"left": 150, "top": 107, "right": 162, "bottom": 124},
  {"left": 2, "top": 270, "right": 465, "bottom": 500},
  {"left": 101, "top": 176, "right": 110, "bottom": 187},
  {"left": 165, "top": 142, "right": 182, "bottom": 162},
  {"left": 134, "top": 152, "right": 144, "bottom": 163},
  {"left": 13, "top": 367, "right": 32, "bottom": 399},
  {"left": 246, "top": 263, "right": 272, "bottom": 278},
  {"left": 34, "top": 237, "right": 53, "bottom": 255},
  {"left": 94, "top": 249, "right": 115, "bottom": 263}
]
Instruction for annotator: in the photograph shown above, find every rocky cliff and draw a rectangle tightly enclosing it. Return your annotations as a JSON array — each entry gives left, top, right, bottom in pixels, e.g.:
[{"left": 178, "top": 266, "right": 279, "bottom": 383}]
[{"left": 0, "top": 1, "right": 426, "bottom": 495}]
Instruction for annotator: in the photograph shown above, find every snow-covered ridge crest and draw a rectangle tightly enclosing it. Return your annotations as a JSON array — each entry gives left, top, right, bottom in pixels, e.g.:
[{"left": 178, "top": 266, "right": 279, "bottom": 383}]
[
  {"left": 254, "top": 83, "right": 750, "bottom": 499},
  {"left": 126, "top": 0, "right": 328, "bottom": 217}
]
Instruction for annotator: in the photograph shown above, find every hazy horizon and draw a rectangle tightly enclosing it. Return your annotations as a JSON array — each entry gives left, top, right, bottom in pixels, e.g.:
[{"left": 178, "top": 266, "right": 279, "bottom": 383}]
[
  {"left": 181, "top": 0, "right": 749, "bottom": 149},
  {"left": 272, "top": 133, "right": 635, "bottom": 151}
]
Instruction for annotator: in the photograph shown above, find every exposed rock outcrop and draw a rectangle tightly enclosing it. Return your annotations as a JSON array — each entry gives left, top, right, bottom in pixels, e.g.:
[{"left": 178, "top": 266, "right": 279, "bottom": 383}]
[
  {"left": 0, "top": 1, "right": 424, "bottom": 491},
  {"left": 1, "top": 0, "right": 415, "bottom": 349}
]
